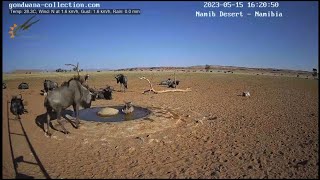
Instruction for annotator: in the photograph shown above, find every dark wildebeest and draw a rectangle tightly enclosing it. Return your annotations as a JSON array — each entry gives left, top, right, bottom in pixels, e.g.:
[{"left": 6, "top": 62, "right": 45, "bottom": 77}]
[
  {"left": 3, "top": 83, "right": 7, "bottom": 89},
  {"left": 102, "top": 86, "right": 114, "bottom": 100},
  {"left": 44, "top": 79, "right": 93, "bottom": 136},
  {"left": 10, "top": 95, "right": 28, "bottom": 120},
  {"left": 159, "top": 80, "right": 169, "bottom": 85},
  {"left": 170, "top": 79, "right": 180, "bottom": 88},
  {"left": 95, "top": 91, "right": 104, "bottom": 100},
  {"left": 18, "top": 82, "right": 29, "bottom": 89},
  {"left": 90, "top": 90, "right": 104, "bottom": 101},
  {"left": 122, "top": 102, "right": 134, "bottom": 114},
  {"left": 167, "top": 79, "right": 180, "bottom": 88},
  {"left": 89, "top": 86, "right": 114, "bottom": 100},
  {"left": 88, "top": 87, "right": 98, "bottom": 101},
  {"left": 43, "top": 79, "right": 58, "bottom": 95},
  {"left": 160, "top": 78, "right": 180, "bottom": 88},
  {"left": 87, "top": 87, "right": 101, "bottom": 101},
  {"left": 95, "top": 86, "right": 114, "bottom": 100},
  {"left": 115, "top": 74, "right": 128, "bottom": 92}
]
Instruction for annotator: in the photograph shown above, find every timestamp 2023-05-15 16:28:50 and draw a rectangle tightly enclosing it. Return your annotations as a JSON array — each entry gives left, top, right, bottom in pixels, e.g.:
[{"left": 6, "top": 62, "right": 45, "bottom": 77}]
[{"left": 197, "top": 1, "right": 282, "bottom": 18}]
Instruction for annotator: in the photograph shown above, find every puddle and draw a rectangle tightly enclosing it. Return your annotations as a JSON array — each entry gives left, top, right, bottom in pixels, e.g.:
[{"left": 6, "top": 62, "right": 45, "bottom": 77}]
[{"left": 78, "top": 106, "right": 151, "bottom": 122}]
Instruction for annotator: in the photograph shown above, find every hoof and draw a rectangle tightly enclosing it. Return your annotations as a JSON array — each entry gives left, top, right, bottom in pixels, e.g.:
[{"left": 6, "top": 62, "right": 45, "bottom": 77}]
[
  {"left": 75, "top": 122, "right": 80, "bottom": 129},
  {"left": 46, "top": 132, "right": 52, "bottom": 137},
  {"left": 64, "top": 131, "right": 70, "bottom": 134}
]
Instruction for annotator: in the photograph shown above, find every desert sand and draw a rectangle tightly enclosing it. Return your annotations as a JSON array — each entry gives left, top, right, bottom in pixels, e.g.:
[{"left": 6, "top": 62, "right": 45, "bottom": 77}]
[{"left": 2, "top": 70, "right": 318, "bottom": 178}]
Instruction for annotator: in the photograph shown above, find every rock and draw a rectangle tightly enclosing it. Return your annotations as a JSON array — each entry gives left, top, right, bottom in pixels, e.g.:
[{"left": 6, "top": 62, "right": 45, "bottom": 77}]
[
  {"left": 135, "top": 136, "right": 144, "bottom": 143},
  {"left": 196, "top": 120, "right": 204, "bottom": 124},
  {"left": 128, "top": 147, "right": 135, "bottom": 153},
  {"left": 97, "top": 107, "right": 119, "bottom": 117},
  {"left": 242, "top": 91, "right": 250, "bottom": 97},
  {"left": 208, "top": 116, "right": 218, "bottom": 120}
]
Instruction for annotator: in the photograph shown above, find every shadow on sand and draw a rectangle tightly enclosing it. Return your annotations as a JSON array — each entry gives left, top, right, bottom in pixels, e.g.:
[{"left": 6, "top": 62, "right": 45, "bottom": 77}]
[{"left": 35, "top": 110, "right": 78, "bottom": 134}]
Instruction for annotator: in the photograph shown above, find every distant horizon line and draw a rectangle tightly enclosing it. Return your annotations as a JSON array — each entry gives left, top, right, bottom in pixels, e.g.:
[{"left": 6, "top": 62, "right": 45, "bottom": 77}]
[{"left": 3, "top": 64, "right": 315, "bottom": 73}]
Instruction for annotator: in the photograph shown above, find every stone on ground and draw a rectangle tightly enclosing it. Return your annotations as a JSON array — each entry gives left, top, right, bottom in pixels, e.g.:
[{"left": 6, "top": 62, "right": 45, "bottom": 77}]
[{"left": 97, "top": 107, "right": 119, "bottom": 116}]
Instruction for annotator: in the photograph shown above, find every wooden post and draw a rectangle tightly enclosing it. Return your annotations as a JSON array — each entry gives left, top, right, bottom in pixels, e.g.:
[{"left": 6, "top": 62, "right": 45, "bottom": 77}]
[
  {"left": 174, "top": 70, "right": 176, "bottom": 89},
  {"left": 76, "top": 62, "right": 80, "bottom": 77}
]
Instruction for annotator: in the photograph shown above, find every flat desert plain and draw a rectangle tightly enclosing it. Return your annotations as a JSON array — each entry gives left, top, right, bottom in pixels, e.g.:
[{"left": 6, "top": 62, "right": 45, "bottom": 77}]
[{"left": 2, "top": 71, "right": 319, "bottom": 178}]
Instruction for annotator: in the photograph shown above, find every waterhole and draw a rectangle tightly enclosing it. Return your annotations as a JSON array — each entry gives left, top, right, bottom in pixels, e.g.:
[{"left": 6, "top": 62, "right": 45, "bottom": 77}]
[{"left": 78, "top": 106, "right": 151, "bottom": 122}]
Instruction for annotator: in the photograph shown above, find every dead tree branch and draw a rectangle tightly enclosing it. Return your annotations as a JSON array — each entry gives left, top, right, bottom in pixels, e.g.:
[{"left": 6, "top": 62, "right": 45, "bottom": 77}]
[{"left": 65, "top": 62, "right": 80, "bottom": 77}]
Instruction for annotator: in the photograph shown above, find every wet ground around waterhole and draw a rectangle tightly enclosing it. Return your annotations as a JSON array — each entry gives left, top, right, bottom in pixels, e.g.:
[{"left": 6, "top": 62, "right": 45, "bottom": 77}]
[
  {"left": 46, "top": 105, "right": 185, "bottom": 140},
  {"left": 78, "top": 106, "right": 152, "bottom": 122}
]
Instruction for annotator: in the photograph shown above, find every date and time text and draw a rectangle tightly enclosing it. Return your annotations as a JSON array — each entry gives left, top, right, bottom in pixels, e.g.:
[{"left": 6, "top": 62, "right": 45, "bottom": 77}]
[{"left": 198, "top": 2, "right": 283, "bottom": 18}]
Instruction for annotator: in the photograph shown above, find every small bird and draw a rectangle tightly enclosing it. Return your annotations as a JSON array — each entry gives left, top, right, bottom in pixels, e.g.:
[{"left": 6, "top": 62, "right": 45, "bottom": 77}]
[
  {"left": 10, "top": 95, "right": 28, "bottom": 120},
  {"left": 122, "top": 102, "right": 134, "bottom": 114}
]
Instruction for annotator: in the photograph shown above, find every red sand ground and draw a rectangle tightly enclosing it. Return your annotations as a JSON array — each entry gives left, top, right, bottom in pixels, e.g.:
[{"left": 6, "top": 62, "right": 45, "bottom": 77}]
[{"left": 2, "top": 71, "right": 318, "bottom": 178}]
